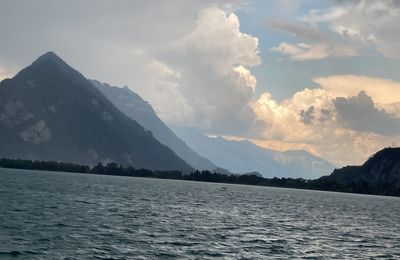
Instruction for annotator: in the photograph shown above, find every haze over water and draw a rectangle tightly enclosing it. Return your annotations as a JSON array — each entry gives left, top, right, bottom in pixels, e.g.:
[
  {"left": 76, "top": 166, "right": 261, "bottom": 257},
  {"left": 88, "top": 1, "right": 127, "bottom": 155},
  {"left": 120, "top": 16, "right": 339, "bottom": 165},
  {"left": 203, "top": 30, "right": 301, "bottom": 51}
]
[{"left": 1, "top": 168, "right": 399, "bottom": 259}]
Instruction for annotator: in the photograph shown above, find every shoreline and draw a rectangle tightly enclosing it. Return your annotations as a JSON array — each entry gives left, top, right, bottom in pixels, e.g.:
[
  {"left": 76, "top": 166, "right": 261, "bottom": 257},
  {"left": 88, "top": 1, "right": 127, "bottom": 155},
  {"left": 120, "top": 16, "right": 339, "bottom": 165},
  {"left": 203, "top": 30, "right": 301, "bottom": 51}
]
[{"left": 1, "top": 164, "right": 398, "bottom": 198}]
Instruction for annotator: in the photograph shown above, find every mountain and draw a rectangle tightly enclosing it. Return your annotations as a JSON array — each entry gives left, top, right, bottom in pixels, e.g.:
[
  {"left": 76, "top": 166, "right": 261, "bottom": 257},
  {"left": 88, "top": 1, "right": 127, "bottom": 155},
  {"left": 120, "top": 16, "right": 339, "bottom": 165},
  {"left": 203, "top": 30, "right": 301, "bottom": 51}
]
[
  {"left": 171, "top": 127, "right": 335, "bottom": 178},
  {"left": 317, "top": 147, "right": 400, "bottom": 196},
  {"left": 0, "top": 52, "right": 193, "bottom": 172},
  {"left": 91, "top": 80, "right": 217, "bottom": 171}
]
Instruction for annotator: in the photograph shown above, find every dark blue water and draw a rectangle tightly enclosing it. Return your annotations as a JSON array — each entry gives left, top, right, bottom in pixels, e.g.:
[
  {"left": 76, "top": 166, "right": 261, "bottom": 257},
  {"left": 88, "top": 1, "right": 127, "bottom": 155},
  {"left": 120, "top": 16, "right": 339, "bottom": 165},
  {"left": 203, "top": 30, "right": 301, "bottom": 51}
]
[{"left": 1, "top": 168, "right": 400, "bottom": 259}]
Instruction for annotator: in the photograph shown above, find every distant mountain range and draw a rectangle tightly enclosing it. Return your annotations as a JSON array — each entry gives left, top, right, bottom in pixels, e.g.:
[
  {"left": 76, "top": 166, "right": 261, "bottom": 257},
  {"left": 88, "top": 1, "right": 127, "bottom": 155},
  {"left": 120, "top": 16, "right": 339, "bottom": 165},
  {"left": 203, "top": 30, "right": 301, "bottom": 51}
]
[
  {"left": 1, "top": 52, "right": 398, "bottom": 195},
  {"left": 0, "top": 51, "right": 335, "bottom": 178},
  {"left": 171, "top": 127, "right": 335, "bottom": 178},
  {"left": 0, "top": 52, "right": 192, "bottom": 172},
  {"left": 2, "top": 147, "right": 399, "bottom": 197},
  {"left": 92, "top": 80, "right": 217, "bottom": 171},
  {"left": 92, "top": 80, "right": 334, "bottom": 178}
]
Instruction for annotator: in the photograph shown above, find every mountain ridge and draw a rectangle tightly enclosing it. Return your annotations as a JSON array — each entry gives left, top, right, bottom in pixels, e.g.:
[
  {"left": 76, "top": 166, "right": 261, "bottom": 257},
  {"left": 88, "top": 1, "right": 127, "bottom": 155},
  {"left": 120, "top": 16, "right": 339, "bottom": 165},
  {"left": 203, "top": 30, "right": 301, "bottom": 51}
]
[
  {"left": 92, "top": 80, "right": 218, "bottom": 171},
  {"left": 322, "top": 147, "right": 400, "bottom": 185},
  {"left": 312, "top": 147, "right": 400, "bottom": 196},
  {"left": 171, "top": 126, "right": 335, "bottom": 178},
  {"left": 0, "top": 52, "right": 193, "bottom": 172}
]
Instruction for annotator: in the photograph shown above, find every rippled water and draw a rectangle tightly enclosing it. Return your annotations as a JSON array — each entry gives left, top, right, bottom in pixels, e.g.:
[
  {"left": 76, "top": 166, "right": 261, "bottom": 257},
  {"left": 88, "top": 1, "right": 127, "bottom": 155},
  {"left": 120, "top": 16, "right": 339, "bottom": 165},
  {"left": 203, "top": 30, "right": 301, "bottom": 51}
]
[{"left": 1, "top": 168, "right": 400, "bottom": 259}]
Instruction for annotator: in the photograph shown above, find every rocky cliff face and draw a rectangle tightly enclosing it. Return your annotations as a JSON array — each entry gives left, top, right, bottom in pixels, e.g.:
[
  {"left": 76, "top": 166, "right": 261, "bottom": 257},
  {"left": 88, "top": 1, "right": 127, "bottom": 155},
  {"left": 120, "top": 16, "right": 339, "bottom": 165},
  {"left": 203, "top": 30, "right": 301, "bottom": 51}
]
[{"left": 92, "top": 80, "right": 217, "bottom": 171}]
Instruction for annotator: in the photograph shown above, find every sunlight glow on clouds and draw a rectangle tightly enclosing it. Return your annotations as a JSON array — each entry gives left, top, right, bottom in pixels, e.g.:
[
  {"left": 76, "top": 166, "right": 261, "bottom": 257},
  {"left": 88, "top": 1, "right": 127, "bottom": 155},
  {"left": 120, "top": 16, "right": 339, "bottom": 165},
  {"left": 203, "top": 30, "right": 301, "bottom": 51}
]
[
  {"left": 2, "top": 0, "right": 400, "bottom": 166},
  {"left": 245, "top": 0, "right": 400, "bottom": 165},
  {"left": 0, "top": 65, "right": 10, "bottom": 81},
  {"left": 314, "top": 75, "right": 400, "bottom": 111},
  {"left": 251, "top": 75, "right": 400, "bottom": 166},
  {"left": 233, "top": 65, "right": 257, "bottom": 92}
]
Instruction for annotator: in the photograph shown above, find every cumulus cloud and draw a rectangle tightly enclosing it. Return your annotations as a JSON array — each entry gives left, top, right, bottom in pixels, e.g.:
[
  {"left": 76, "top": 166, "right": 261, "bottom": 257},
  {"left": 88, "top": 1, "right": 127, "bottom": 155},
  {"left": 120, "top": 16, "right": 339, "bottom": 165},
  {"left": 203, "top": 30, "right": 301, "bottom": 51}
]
[
  {"left": 300, "top": 106, "right": 316, "bottom": 124},
  {"left": 314, "top": 75, "right": 400, "bottom": 115},
  {"left": 3, "top": 0, "right": 400, "bottom": 167},
  {"left": 233, "top": 65, "right": 257, "bottom": 92},
  {"left": 334, "top": 91, "right": 400, "bottom": 136},
  {"left": 252, "top": 76, "right": 400, "bottom": 166},
  {"left": 148, "top": 7, "right": 264, "bottom": 136},
  {"left": 183, "top": 8, "right": 261, "bottom": 67}
]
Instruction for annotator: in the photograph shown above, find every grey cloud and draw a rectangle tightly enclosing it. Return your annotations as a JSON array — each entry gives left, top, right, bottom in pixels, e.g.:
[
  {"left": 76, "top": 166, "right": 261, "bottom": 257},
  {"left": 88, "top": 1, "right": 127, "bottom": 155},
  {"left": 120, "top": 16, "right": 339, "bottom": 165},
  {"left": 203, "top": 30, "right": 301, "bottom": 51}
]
[
  {"left": 334, "top": 91, "right": 400, "bottom": 136},
  {"left": 267, "top": 17, "right": 359, "bottom": 60},
  {"left": 309, "top": 0, "right": 400, "bottom": 59},
  {"left": 0, "top": 0, "right": 265, "bottom": 137},
  {"left": 332, "top": 0, "right": 399, "bottom": 7},
  {"left": 270, "top": 1, "right": 400, "bottom": 60},
  {"left": 320, "top": 108, "right": 333, "bottom": 122},
  {"left": 300, "top": 106, "right": 315, "bottom": 124},
  {"left": 267, "top": 19, "right": 328, "bottom": 42},
  {"left": 300, "top": 106, "right": 333, "bottom": 125},
  {"left": 0, "top": 0, "right": 239, "bottom": 68},
  {"left": 331, "top": 0, "right": 400, "bottom": 59}
]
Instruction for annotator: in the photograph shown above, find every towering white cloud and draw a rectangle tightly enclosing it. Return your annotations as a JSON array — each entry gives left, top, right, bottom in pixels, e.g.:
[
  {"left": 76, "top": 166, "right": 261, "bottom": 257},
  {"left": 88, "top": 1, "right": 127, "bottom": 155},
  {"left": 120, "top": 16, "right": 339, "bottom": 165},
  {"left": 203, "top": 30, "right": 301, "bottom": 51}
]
[
  {"left": 141, "top": 7, "right": 263, "bottom": 136},
  {"left": 1, "top": 1, "right": 262, "bottom": 135},
  {"left": 2, "top": 0, "right": 400, "bottom": 167},
  {"left": 183, "top": 8, "right": 261, "bottom": 67}
]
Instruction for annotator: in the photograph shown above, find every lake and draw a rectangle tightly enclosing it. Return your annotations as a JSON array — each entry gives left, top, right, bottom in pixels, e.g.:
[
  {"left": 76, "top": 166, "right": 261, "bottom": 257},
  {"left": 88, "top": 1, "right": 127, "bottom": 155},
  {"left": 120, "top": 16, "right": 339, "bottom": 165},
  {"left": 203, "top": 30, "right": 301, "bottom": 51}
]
[{"left": 1, "top": 168, "right": 400, "bottom": 259}]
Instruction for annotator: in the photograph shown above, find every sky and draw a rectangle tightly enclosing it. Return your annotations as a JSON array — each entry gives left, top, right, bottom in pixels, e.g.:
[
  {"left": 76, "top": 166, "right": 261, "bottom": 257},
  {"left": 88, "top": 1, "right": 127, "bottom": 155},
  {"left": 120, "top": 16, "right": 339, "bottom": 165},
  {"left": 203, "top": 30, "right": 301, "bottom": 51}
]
[{"left": 1, "top": 0, "right": 400, "bottom": 167}]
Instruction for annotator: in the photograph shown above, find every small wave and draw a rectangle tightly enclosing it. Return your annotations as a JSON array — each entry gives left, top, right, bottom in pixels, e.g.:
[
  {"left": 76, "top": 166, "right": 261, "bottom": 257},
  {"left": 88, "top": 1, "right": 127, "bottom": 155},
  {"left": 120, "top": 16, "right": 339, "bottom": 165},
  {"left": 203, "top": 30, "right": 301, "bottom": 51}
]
[
  {"left": 0, "top": 251, "right": 21, "bottom": 257},
  {"left": 0, "top": 250, "right": 39, "bottom": 257}
]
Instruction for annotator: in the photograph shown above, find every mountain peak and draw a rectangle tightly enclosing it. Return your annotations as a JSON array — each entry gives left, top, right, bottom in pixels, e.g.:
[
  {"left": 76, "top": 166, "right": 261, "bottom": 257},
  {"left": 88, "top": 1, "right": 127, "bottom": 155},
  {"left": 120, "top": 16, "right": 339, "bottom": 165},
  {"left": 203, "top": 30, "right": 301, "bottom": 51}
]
[
  {"left": 0, "top": 54, "right": 193, "bottom": 172},
  {"left": 14, "top": 51, "right": 81, "bottom": 82},
  {"left": 40, "top": 51, "right": 59, "bottom": 59},
  {"left": 32, "top": 51, "right": 67, "bottom": 67}
]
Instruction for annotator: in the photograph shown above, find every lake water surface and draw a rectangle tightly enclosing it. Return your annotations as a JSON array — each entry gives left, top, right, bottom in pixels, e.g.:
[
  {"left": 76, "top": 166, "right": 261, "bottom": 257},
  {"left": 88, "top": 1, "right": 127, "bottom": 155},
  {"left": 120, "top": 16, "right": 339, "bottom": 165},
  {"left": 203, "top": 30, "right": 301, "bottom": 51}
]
[{"left": 1, "top": 168, "right": 400, "bottom": 259}]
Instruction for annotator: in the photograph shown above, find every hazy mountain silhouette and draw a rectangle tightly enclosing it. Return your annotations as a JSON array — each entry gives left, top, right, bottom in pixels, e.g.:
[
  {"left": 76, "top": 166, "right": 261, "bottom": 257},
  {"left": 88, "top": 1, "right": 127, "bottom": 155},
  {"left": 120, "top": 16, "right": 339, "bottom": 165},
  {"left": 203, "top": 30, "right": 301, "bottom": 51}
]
[
  {"left": 92, "top": 80, "right": 217, "bottom": 171},
  {"left": 171, "top": 126, "right": 335, "bottom": 178},
  {"left": 0, "top": 52, "right": 192, "bottom": 172}
]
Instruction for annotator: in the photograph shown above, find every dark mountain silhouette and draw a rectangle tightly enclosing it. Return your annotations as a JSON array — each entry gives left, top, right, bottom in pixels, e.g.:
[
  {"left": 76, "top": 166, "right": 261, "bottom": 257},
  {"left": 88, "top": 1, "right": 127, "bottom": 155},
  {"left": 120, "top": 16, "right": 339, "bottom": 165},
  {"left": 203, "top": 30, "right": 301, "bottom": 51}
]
[
  {"left": 171, "top": 126, "right": 335, "bottom": 178},
  {"left": 92, "top": 80, "right": 217, "bottom": 171},
  {"left": 317, "top": 147, "right": 400, "bottom": 196},
  {"left": 0, "top": 52, "right": 192, "bottom": 172}
]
